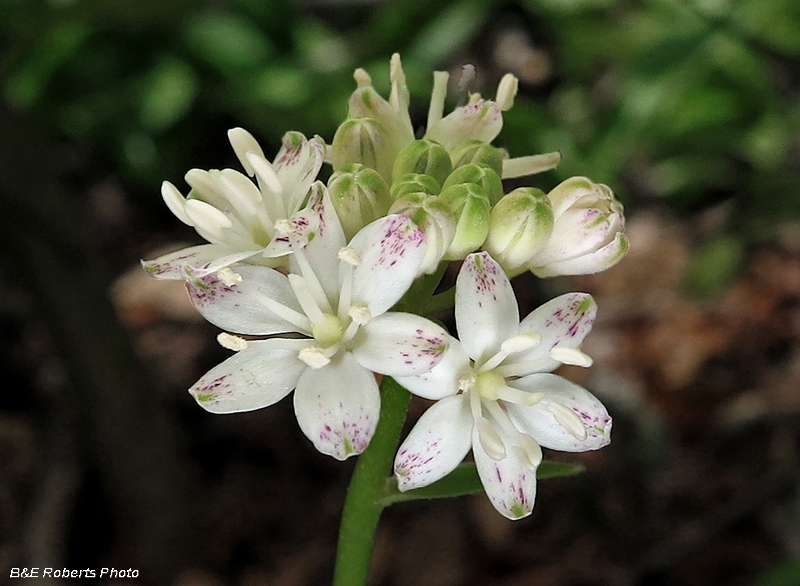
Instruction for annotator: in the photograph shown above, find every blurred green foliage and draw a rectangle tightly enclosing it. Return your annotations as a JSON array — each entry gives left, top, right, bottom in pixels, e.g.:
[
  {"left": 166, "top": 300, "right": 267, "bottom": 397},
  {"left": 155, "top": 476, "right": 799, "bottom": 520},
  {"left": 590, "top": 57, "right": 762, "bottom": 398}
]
[{"left": 2, "top": 0, "right": 799, "bottom": 236}]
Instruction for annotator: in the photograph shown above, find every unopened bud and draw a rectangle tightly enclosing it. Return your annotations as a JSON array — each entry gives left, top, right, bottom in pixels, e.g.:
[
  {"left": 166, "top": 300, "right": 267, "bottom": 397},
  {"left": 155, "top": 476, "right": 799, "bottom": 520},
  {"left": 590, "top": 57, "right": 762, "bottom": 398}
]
[
  {"left": 439, "top": 183, "right": 490, "bottom": 260},
  {"left": 441, "top": 163, "right": 504, "bottom": 206},
  {"left": 484, "top": 187, "right": 553, "bottom": 275},
  {"left": 328, "top": 164, "right": 392, "bottom": 241},
  {"left": 390, "top": 172, "right": 441, "bottom": 200},
  {"left": 528, "top": 176, "right": 629, "bottom": 277},
  {"left": 330, "top": 118, "right": 395, "bottom": 182},
  {"left": 392, "top": 139, "right": 453, "bottom": 188},
  {"left": 449, "top": 140, "right": 504, "bottom": 177},
  {"left": 389, "top": 194, "right": 455, "bottom": 275}
]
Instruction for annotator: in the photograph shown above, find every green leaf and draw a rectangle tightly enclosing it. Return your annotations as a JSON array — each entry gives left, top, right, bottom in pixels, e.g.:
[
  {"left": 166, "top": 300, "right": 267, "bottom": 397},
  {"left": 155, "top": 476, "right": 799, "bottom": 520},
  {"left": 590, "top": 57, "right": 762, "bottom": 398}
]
[
  {"left": 183, "top": 12, "right": 273, "bottom": 70},
  {"left": 140, "top": 57, "right": 197, "bottom": 130},
  {"left": 381, "top": 460, "right": 585, "bottom": 505}
]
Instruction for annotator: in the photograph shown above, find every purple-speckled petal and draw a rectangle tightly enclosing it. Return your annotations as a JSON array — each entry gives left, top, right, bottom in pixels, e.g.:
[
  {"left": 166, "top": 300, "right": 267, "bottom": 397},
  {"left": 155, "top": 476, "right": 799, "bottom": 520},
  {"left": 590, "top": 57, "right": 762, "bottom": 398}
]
[
  {"left": 142, "top": 244, "right": 254, "bottom": 280},
  {"left": 394, "top": 394, "right": 472, "bottom": 490},
  {"left": 532, "top": 232, "right": 629, "bottom": 278},
  {"left": 506, "top": 373, "right": 612, "bottom": 452},
  {"left": 272, "top": 132, "right": 325, "bottom": 214},
  {"left": 293, "top": 352, "right": 380, "bottom": 461},
  {"left": 189, "top": 339, "right": 309, "bottom": 413},
  {"left": 393, "top": 340, "right": 470, "bottom": 400},
  {"left": 473, "top": 424, "right": 538, "bottom": 520},
  {"left": 455, "top": 252, "right": 519, "bottom": 366},
  {"left": 352, "top": 313, "right": 450, "bottom": 377},
  {"left": 348, "top": 215, "right": 427, "bottom": 316},
  {"left": 507, "top": 293, "right": 596, "bottom": 374},
  {"left": 424, "top": 100, "right": 503, "bottom": 152},
  {"left": 186, "top": 264, "right": 309, "bottom": 336}
]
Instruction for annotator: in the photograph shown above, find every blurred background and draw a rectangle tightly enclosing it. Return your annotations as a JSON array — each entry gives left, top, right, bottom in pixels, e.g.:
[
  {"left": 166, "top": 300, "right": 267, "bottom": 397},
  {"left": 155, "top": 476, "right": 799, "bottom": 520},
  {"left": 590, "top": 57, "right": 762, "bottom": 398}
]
[{"left": 2, "top": 0, "right": 800, "bottom": 584}]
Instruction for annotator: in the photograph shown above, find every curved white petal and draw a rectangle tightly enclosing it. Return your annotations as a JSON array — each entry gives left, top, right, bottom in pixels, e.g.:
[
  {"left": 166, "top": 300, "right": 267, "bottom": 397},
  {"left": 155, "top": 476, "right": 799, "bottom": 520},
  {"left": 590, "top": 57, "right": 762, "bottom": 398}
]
[
  {"left": 393, "top": 341, "right": 470, "bottom": 400},
  {"left": 189, "top": 339, "right": 309, "bottom": 413},
  {"left": 473, "top": 425, "right": 538, "bottom": 520},
  {"left": 273, "top": 132, "right": 325, "bottom": 214},
  {"left": 142, "top": 244, "right": 239, "bottom": 280},
  {"left": 506, "top": 373, "right": 612, "bottom": 452},
  {"left": 507, "top": 293, "right": 596, "bottom": 374},
  {"left": 186, "top": 265, "right": 310, "bottom": 336},
  {"left": 352, "top": 313, "right": 450, "bottom": 377},
  {"left": 424, "top": 100, "right": 503, "bottom": 152},
  {"left": 293, "top": 352, "right": 380, "bottom": 460},
  {"left": 456, "top": 252, "right": 519, "bottom": 365},
  {"left": 348, "top": 215, "right": 427, "bottom": 316},
  {"left": 394, "top": 394, "right": 473, "bottom": 490},
  {"left": 228, "top": 127, "right": 265, "bottom": 176},
  {"left": 532, "top": 232, "right": 629, "bottom": 277}
]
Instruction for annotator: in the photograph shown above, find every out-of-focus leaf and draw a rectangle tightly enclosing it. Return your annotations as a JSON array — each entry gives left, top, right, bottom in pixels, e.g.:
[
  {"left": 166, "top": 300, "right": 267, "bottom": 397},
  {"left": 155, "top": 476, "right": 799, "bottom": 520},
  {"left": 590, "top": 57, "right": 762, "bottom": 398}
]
[
  {"left": 140, "top": 57, "right": 197, "bottom": 131},
  {"left": 183, "top": 12, "right": 273, "bottom": 70},
  {"left": 406, "top": 0, "right": 492, "bottom": 66},
  {"left": 5, "top": 20, "right": 91, "bottom": 108},
  {"left": 733, "top": 0, "right": 800, "bottom": 54},
  {"left": 685, "top": 234, "right": 744, "bottom": 298},
  {"left": 753, "top": 558, "right": 800, "bottom": 586},
  {"left": 253, "top": 65, "right": 312, "bottom": 108}
]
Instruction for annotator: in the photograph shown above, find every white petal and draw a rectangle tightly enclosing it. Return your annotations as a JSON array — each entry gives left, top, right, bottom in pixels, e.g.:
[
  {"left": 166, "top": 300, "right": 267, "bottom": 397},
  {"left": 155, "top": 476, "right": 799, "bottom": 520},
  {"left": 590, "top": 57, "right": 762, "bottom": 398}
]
[
  {"left": 273, "top": 132, "right": 325, "bottom": 214},
  {"left": 394, "top": 394, "right": 473, "bottom": 490},
  {"left": 393, "top": 341, "right": 471, "bottom": 400},
  {"left": 473, "top": 425, "right": 538, "bottom": 520},
  {"left": 456, "top": 252, "right": 519, "bottom": 365},
  {"left": 424, "top": 100, "right": 503, "bottom": 152},
  {"left": 506, "top": 373, "right": 612, "bottom": 452},
  {"left": 141, "top": 244, "right": 235, "bottom": 280},
  {"left": 506, "top": 293, "right": 596, "bottom": 374},
  {"left": 352, "top": 313, "right": 450, "bottom": 377},
  {"left": 228, "top": 127, "right": 265, "bottom": 176},
  {"left": 189, "top": 339, "right": 308, "bottom": 413},
  {"left": 348, "top": 215, "right": 427, "bottom": 316},
  {"left": 532, "top": 232, "right": 629, "bottom": 277},
  {"left": 293, "top": 352, "right": 380, "bottom": 460},
  {"left": 186, "top": 265, "right": 310, "bottom": 335}
]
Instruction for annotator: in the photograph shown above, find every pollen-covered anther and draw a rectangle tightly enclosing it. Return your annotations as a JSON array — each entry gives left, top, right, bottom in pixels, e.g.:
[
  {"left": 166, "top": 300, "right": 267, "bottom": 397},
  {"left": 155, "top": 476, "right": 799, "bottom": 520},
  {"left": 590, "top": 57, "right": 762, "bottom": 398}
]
[
  {"left": 217, "top": 332, "right": 248, "bottom": 352},
  {"left": 274, "top": 218, "right": 294, "bottom": 236},
  {"left": 498, "top": 386, "right": 544, "bottom": 407},
  {"left": 217, "top": 267, "right": 242, "bottom": 286},
  {"left": 501, "top": 332, "right": 541, "bottom": 354},
  {"left": 298, "top": 346, "right": 332, "bottom": 369},
  {"left": 347, "top": 302, "right": 372, "bottom": 325},
  {"left": 512, "top": 434, "right": 542, "bottom": 470},
  {"left": 458, "top": 371, "right": 477, "bottom": 392},
  {"left": 550, "top": 346, "right": 593, "bottom": 368},
  {"left": 548, "top": 402, "right": 588, "bottom": 441},
  {"left": 495, "top": 73, "right": 519, "bottom": 112},
  {"left": 338, "top": 246, "right": 362, "bottom": 266}
]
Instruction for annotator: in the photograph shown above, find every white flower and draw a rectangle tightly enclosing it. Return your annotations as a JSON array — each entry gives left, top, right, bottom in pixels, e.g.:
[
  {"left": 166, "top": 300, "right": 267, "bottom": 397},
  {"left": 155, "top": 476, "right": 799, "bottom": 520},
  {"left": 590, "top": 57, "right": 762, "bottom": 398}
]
[
  {"left": 393, "top": 251, "right": 611, "bottom": 519},
  {"left": 143, "top": 128, "right": 325, "bottom": 279},
  {"left": 184, "top": 188, "right": 451, "bottom": 460}
]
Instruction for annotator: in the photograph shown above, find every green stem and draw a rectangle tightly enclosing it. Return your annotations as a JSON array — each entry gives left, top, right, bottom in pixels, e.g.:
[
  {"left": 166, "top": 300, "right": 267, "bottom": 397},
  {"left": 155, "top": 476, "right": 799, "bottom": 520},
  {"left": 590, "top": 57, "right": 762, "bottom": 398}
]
[{"left": 332, "top": 376, "right": 411, "bottom": 586}]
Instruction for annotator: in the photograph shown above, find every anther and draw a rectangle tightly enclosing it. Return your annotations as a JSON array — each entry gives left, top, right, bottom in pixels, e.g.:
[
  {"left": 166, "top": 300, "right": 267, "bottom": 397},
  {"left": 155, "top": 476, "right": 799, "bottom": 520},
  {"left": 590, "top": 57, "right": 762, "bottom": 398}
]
[
  {"left": 217, "top": 267, "right": 242, "bottom": 287},
  {"left": 550, "top": 346, "right": 593, "bottom": 368},
  {"left": 217, "top": 332, "right": 248, "bottom": 352},
  {"left": 338, "top": 246, "right": 362, "bottom": 266},
  {"left": 298, "top": 346, "right": 331, "bottom": 369}
]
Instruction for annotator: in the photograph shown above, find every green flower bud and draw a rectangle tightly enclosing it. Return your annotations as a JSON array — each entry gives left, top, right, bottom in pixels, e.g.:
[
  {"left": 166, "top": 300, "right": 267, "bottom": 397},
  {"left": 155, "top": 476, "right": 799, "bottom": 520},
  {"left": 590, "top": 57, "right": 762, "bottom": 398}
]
[
  {"left": 327, "top": 164, "right": 392, "bottom": 241},
  {"left": 439, "top": 183, "right": 491, "bottom": 260},
  {"left": 330, "top": 117, "right": 395, "bottom": 182},
  {"left": 484, "top": 187, "right": 553, "bottom": 275},
  {"left": 389, "top": 193, "right": 456, "bottom": 275},
  {"left": 449, "top": 140, "right": 504, "bottom": 177},
  {"left": 441, "top": 163, "right": 504, "bottom": 206},
  {"left": 389, "top": 172, "right": 441, "bottom": 200},
  {"left": 392, "top": 139, "right": 453, "bottom": 188}
]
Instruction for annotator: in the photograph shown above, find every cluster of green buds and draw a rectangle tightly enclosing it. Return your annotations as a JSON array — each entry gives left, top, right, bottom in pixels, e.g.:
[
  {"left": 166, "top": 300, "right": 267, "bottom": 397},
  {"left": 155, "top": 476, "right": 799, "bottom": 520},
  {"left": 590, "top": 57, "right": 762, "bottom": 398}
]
[{"left": 326, "top": 54, "right": 627, "bottom": 278}]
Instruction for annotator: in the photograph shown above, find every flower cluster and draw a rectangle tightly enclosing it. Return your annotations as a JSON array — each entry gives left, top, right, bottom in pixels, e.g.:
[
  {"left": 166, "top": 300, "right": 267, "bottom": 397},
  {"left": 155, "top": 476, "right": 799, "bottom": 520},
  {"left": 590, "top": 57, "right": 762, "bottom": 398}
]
[{"left": 144, "top": 54, "right": 627, "bottom": 519}]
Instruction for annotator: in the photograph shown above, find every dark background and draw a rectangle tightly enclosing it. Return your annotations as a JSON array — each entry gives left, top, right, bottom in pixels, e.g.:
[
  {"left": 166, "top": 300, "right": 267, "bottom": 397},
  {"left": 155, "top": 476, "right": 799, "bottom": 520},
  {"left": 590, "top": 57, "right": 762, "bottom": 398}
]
[{"left": 2, "top": 0, "right": 800, "bottom": 584}]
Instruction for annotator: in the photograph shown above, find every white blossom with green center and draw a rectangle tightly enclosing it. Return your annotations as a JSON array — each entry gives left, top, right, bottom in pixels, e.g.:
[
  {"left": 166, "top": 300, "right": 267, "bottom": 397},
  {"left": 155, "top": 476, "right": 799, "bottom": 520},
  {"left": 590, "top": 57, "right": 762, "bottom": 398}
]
[
  {"left": 143, "top": 127, "right": 325, "bottom": 280},
  {"left": 393, "top": 251, "right": 611, "bottom": 519},
  {"left": 184, "top": 189, "right": 451, "bottom": 460}
]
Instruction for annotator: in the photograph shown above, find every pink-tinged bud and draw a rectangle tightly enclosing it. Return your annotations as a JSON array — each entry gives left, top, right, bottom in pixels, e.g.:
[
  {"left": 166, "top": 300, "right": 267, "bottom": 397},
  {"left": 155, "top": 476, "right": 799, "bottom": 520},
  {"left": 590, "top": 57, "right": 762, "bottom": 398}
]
[
  {"left": 528, "top": 177, "right": 628, "bottom": 277},
  {"left": 439, "top": 183, "right": 491, "bottom": 260},
  {"left": 484, "top": 187, "right": 553, "bottom": 275},
  {"left": 328, "top": 164, "right": 392, "bottom": 241},
  {"left": 389, "top": 193, "right": 455, "bottom": 275}
]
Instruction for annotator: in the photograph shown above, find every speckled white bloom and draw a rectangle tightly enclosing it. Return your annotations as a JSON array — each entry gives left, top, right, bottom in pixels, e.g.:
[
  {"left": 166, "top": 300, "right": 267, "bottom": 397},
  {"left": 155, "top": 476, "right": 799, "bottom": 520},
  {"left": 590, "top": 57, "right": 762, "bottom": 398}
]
[
  {"left": 393, "top": 251, "right": 611, "bottom": 519},
  {"left": 184, "top": 187, "right": 451, "bottom": 460},
  {"left": 143, "top": 128, "right": 325, "bottom": 280}
]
